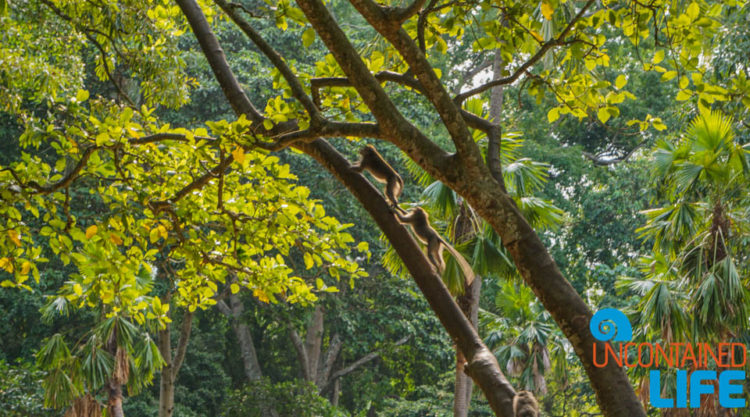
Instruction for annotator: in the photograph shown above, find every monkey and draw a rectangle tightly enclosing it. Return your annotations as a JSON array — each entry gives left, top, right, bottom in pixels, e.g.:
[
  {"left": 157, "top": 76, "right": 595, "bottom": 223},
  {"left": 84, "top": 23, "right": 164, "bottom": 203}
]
[
  {"left": 396, "top": 207, "right": 475, "bottom": 285},
  {"left": 350, "top": 145, "right": 406, "bottom": 213},
  {"left": 513, "top": 390, "right": 539, "bottom": 417}
]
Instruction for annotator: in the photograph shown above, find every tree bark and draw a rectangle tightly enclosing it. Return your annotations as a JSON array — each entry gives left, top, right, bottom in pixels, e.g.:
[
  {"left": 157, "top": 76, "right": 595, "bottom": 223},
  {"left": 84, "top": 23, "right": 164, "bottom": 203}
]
[
  {"left": 216, "top": 295, "right": 278, "bottom": 417},
  {"left": 157, "top": 311, "right": 193, "bottom": 417},
  {"left": 216, "top": 294, "right": 264, "bottom": 381},
  {"left": 454, "top": 275, "right": 482, "bottom": 417},
  {"left": 105, "top": 330, "right": 125, "bottom": 417},
  {"left": 106, "top": 382, "right": 125, "bottom": 417},
  {"left": 304, "top": 306, "right": 325, "bottom": 383}
]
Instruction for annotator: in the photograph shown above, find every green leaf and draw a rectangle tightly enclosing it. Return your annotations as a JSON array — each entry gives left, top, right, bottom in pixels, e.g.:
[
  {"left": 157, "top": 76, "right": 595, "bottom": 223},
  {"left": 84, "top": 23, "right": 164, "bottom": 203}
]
[{"left": 302, "top": 27, "right": 315, "bottom": 47}]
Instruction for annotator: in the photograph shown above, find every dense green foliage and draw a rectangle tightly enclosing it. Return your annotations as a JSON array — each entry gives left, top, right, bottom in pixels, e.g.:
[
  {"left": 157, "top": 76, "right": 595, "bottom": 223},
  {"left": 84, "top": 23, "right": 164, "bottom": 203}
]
[{"left": 1, "top": 0, "right": 749, "bottom": 416}]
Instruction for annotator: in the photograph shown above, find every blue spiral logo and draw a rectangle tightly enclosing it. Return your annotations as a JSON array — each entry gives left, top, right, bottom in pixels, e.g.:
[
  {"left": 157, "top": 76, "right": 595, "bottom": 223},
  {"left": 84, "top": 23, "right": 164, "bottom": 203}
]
[{"left": 590, "top": 308, "right": 632, "bottom": 342}]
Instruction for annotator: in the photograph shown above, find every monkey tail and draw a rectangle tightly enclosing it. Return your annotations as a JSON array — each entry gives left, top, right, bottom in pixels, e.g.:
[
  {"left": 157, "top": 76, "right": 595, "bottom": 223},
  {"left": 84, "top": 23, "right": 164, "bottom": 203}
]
[{"left": 440, "top": 239, "right": 475, "bottom": 286}]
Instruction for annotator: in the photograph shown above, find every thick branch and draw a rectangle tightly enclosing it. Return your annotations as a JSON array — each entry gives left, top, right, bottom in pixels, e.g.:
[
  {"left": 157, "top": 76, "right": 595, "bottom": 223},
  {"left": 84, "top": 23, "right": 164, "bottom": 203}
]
[
  {"left": 390, "top": 0, "right": 428, "bottom": 23},
  {"left": 454, "top": 0, "right": 595, "bottom": 104},
  {"left": 348, "top": 0, "right": 480, "bottom": 161},
  {"left": 295, "top": 139, "right": 516, "bottom": 417},
  {"left": 295, "top": 0, "right": 453, "bottom": 179},
  {"left": 176, "top": 0, "right": 262, "bottom": 122},
  {"left": 317, "top": 333, "right": 342, "bottom": 388}
]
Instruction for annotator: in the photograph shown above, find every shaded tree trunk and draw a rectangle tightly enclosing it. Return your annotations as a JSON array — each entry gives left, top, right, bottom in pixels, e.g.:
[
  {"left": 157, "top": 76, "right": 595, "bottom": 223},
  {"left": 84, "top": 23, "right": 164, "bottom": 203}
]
[
  {"left": 216, "top": 294, "right": 278, "bottom": 417},
  {"left": 157, "top": 311, "right": 193, "bottom": 417},
  {"left": 217, "top": 293, "right": 264, "bottom": 381},
  {"left": 455, "top": 275, "right": 482, "bottom": 417},
  {"left": 106, "top": 382, "right": 124, "bottom": 417}
]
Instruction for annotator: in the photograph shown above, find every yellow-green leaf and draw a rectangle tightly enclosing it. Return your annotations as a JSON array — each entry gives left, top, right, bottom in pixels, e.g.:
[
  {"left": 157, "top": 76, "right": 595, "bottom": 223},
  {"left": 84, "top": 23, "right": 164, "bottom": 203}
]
[
  {"left": 302, "top": 27, "right": 315, "bottom": 47},
  {"left": 85, "top": 225, "right": 98, "bottom": 239},
  {"left": 541, "top": 2, "right": 554, "bottom": 20},
  {"left": 653, "top": 50, "right": 665, "bottom": 64},
  {"left": 547, "top": 107, "right": 560, "bottom": 123},
  {"left": 231, "top": 283, "right": 240, "bottom": 294},
  {"left": 149, "top": 227, "right": 160, "bottom": 243},
  {"left": 686, "top": 2, "right": 700, "bottom": 20},
  {"left": 597, "top": 108, "right": 611, "bottom": 124},
  {"left": 676, "top": 90, "right": 692, "bottom": 101},
  {"left": 662, "top": 71, "right": 677, "bottom": 81},
  {"left": 615, "top": 75, "right": 627, "bottom": 89},
  {"left": 76, "top": 89, "right": 90, "bottom": 102}
]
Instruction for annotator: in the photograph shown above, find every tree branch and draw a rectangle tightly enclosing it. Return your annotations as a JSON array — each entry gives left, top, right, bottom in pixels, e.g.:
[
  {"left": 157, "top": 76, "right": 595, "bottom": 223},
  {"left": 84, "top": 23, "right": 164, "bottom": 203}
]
[
  {"left": 214, "top": 0, "right": 321, "bottom": 119},
  {"left": 289, "top": 329, "right": 313, "bottom": 381},
  {"left": 389, "top": 0, "right": 428, "bottom": 23},
  {"left": 348, "top": 0, "right": 480, "bottom": 160},
  {"left": 321, "top": 335, "right": 410, "bottom": 392},
  {"left": 128, "top": 132, "right": 217, "bottom": 145},
  {"left": 310, "top": 71, "right": 497, "bottom": 138},
  {"left": 454, "top": 0, "right": 595, "bottom": 104},
  {"left": 583, "top": 140, "right": 647, "bottom": 166},
  {"left": 295, "top": 0, "right": 453, "bottom": 177},
  {"left": 6, "top": 146, "right": 97, "bottom": 194}
]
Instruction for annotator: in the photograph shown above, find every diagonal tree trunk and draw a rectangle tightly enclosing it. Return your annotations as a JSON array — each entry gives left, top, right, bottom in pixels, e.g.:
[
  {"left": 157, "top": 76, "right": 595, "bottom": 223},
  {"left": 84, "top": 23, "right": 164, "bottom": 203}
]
[{"left": 175, "top": 1, "right": 645, "bottom": 414}]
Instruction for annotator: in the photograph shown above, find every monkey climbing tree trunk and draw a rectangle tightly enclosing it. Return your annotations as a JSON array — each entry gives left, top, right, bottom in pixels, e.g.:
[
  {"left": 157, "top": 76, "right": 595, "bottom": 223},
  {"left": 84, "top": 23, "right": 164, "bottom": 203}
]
[{"left": 175, "top": 0, "right": 645, "bottom": 414}]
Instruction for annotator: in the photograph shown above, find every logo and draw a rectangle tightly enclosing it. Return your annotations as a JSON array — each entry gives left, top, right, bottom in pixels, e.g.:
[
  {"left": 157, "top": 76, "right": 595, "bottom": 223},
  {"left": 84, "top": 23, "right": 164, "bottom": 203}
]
[
  {"left": 590, "top": 308, "right": 747, "bottom": 410},
  {"left": 590, "top": 308, "right": 632, "bottom": 342}
]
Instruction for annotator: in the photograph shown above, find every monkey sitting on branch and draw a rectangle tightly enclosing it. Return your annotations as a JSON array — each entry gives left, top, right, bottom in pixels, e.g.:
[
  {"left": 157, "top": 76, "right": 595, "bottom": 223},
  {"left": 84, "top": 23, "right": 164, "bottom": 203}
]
[
  {"left": 396, "top": 207, "right": 475, "bottom": 285},
  {"left": 513, "top": 390, "right": 540, "bottom": 417},
  {"left": 350, "top": 145, "right": 407, "bottom": 214}
]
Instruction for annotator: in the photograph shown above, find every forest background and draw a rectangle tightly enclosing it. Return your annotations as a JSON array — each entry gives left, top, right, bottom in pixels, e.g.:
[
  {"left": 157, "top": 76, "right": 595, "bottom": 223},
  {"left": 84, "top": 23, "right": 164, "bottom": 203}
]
[{"left": 0, "top": 0, "right": 748, "bottom": 416}]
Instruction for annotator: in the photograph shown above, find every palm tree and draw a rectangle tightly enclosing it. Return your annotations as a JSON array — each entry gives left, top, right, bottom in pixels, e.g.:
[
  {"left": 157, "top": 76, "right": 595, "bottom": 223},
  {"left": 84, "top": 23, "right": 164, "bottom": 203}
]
[{"left": 623, "top": 109, "right": 750, "bottom": 416}]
